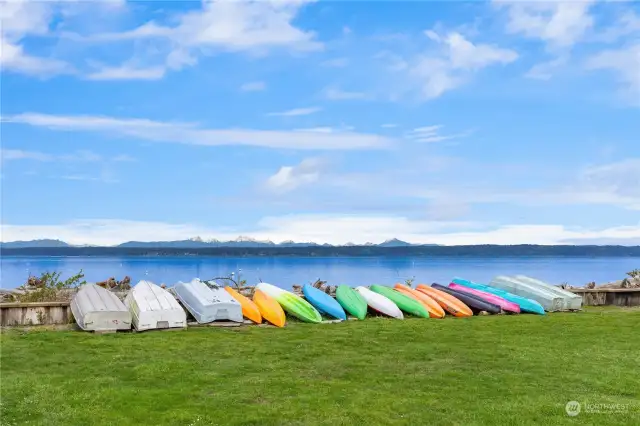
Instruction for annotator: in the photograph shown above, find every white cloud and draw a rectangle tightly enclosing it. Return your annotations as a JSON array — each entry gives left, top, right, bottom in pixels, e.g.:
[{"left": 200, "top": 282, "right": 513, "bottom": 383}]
[
  {"left": 494, "top": 0, "right": 595, "bottom": 49},
  {"left": 3, "top": 112, "right": 391, "bottom": 150},
  {"left": 3, "top": 216, "right": 639, "bottom": 246},
  {"left": 1, "top": 149, "right": 132, "bottom": 163},
  {"left": 85, "top": 64, "right": 166, "bottom": 81},
  {"left": 585, "top": 43, "right": 640, "bottom": 103},
  {"left": 381, "top": 124, "right": 397, "bottom": 128},
  {"left": 266, "top": 158, "right": 326, "bottom": 193},
  {"left": 266, "top": 107, "right": 321, "bottom": 117},
  {"left": 323, "top": 87, "right": 369, "bottom": 101},
  {"left": 240, "top": 81, "right": 266, "bottom": 92},
  {"left": 405, "top": 125, "right": 468, "bottom": 143},
  {"left": 591, "top": 10, "right": 640, "bottom": 43},
  {"left": 524, "top": 57, "right": 567, "bottom": 80},
  {"left": 410, "top": 31, "right": 518, "bottom": 99},
  {"left": 78, "top": 0, "right": 322, "bottom": 77},
  {"left": 0, "top": 0, "right": 72, "bottom": 76},
  {"left": 580, "top": 158, "right": 640, "bottom": 202}
]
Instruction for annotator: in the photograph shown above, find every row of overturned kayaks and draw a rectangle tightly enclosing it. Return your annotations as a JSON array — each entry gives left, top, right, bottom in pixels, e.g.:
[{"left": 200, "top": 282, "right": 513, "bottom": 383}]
[{"left": 69, "top": 275, "right": 582, "bottom": 332}]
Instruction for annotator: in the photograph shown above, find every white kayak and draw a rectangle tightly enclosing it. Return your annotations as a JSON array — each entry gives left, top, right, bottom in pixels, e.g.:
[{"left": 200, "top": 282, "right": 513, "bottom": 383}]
[
  {"left": 355, "top": 286, "right": 404, "bottom": 319},
  {"left": 124, "top": 280, "right": 187, "bottom": 331},
  {"left": 513, "top": 275, "right": 583, "bottom": 310}
]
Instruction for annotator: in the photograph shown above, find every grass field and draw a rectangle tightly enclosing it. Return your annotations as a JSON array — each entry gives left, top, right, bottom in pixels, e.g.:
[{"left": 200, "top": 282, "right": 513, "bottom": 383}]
[{"left": 1, "top": 307, "right": 639, "bottom": 426}]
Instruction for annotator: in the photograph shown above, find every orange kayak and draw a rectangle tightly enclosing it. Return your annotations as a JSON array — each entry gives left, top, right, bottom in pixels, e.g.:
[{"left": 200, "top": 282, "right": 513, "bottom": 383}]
[
  {"left": 224, "top": 286, "right": 262, "bottom": 324},
  {"left": 253, "top": 289, "right": 286, "bottom": 327},
  {"left": 394, "top": 283, "right": 445, "bottom": 318},
  {"left": 416, "top": 284, "right": 473, "bottom": 317}
]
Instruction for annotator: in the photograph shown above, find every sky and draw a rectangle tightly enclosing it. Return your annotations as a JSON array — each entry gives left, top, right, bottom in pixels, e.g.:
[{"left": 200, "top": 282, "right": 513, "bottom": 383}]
[{"left": 0, "top": 0, "right": 639, "bottom": 246}]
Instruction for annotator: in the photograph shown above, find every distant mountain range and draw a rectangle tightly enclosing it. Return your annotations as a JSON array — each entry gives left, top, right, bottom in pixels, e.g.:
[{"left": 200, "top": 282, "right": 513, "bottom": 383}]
[{"left": 0, "top": 237, "right": 427, "bottom": 249}]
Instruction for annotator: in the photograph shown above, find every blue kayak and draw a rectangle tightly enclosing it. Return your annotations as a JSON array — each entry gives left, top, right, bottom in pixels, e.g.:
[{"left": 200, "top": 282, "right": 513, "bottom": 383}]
[
  {"left": 451, "top": 278, "right": 545, "bottom": 315},
  {"left": 302, "top": 284, "right": 347, "bottom": 320}
]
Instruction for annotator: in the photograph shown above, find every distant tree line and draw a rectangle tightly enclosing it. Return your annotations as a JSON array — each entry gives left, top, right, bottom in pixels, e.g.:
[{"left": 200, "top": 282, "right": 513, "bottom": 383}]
[{"left": 2, "top": 245, "right": 640, "bottom": 257}]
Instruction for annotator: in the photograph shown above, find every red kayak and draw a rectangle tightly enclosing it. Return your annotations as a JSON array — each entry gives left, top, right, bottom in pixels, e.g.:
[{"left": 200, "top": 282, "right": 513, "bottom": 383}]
[{"left": 448, "top": 283, "right": 520, "bottom": 314}]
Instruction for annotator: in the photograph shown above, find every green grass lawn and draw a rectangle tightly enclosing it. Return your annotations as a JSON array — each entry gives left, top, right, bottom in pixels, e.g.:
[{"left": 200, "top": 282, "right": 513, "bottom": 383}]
[{"left": 1, "top": 307, "right": 639, "bottom": 426}]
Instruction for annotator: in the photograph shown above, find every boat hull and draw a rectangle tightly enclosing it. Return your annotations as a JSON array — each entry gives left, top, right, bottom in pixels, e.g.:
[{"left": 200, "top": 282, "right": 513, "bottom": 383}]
[
  {"left": 448, "top": 283, "right": 520, "bottom": 314},
  {"left": 335, "top": 285, "right": 368, "bottom": 320},
  {"left": 370, "top": 285, "right": 429, "bottom": 318},
  {"left": 514, "top": 275, "right": 582, "bottom": 310},
  {"left": 302, "top": 284, "right": 347, "bottom": 320},
  {"left": 432, "top": 284, "right": 501, "bottom": 314},
  {"left": 415, "top": 285, "right": 473, "bottom": 317},
  {"left": 394, "top": 284, "right": 445, "bottom": 318},
  {"left": 125, "top": 281, "right": 187, "bottom": 331},
  {"left": 253, "top": 289, "right": 286, "bottom": 327},
  {"left": 452, "top": 278, "right": 545, "bottom": 315},
  {"left": 71, "top": 284, "right": 132, "bottom": 331},
  {"left": 224, "top": 286, "right": 262, "bottom": 323},
  {"left": 173, "top": 279, "right": 243, "bottom": 324},
  {"left": 490, "top": 276, "right": 564, "bottom": 312},
  {"left": 355, "top": 286, "right": 404, "bottom": 319},
  {"left": 255, "top": 283, "right": 322, "bottom": 323}
]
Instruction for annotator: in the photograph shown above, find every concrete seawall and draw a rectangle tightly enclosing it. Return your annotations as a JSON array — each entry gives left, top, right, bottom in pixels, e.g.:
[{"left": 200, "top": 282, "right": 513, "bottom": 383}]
[{"left": 0, "top": 302, "right": 73, "bottom": 326}]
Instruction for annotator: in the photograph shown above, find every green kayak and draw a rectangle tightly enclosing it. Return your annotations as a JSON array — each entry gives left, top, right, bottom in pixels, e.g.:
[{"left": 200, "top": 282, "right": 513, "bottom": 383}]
[
  {"left": 255, "top": 283, "right": 322, "bottom": 323},
  {"left": 335, "top": 285, "right": 368, "bottom": 320},
  {"left": 369, "top": 285, "right": 430, "bottom": 318}
]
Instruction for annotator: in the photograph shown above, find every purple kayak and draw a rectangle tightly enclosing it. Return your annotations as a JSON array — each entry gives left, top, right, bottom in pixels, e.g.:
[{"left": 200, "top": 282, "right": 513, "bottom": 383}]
[{"left": 449, "top": 283, "right": 520, "bottom": 314}]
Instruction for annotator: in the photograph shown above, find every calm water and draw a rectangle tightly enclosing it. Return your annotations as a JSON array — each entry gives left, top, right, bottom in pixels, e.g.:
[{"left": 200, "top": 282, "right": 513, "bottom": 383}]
[{"left": 1, "top": 256, "right": 638, "bottom": 289}]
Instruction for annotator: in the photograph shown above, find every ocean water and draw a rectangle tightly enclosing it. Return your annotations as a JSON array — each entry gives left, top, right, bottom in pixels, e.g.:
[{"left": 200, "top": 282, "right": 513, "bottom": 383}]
[{"left": 1, "top": 256, "right": 638, "bottom": 289}]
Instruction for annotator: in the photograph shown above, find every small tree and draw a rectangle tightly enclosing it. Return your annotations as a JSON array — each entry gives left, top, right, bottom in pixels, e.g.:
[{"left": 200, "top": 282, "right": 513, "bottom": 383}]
[{"left": 405, "top": 277, "right": 415, "bottom": 288}]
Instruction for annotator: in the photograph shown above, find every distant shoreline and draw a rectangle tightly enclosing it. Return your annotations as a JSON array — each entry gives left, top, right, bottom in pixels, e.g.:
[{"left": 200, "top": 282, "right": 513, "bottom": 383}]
[{"left": 2, "top": 245, "right": 640, "bottom": 257}]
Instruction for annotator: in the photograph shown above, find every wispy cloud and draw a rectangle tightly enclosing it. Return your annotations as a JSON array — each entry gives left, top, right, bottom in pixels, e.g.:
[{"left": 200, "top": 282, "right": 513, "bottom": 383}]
[
  {"left": 405, "top": 125, "right": 468, "bottom": 143},
  {"left": 266, "top": 107, "right": 321, "bottom": 117},
  {"left": 85, "top": 64, "right": 166, "bottom": 81},
  {"left": 0, "top": 1, "right": 73, "bottom": 77},
  {"left": 3, "top": 112, "right": 391, "bottom": 150},
  {"left": 240, "top": 81, "right": 267, "bottom": 92},
  {"left": 494, "top": 0, "right": 595, "bottom": 50},
  {"left": 72, "top": 0, "right": 322, "bottom": 79},
  {"left": 585, "top": 43, "right": 640, "bottom": 104},
  {"left": 1, "top": 149, "right": 133, "bottom": 163},
  {"left": 406, "top": 30, "right": 518, "bottom": 100},
  {"left": 323, "top": 87, "right": 369, "bottom": 101}
]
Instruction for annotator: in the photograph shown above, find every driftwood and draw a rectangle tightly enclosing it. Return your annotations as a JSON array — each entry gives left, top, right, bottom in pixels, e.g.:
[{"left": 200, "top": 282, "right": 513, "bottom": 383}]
[
  {"left": 96, "top": 276, "right": 131, "bottom": 291},
  {"left": 292, "top": 280, "right": 337, "bottom": 297}
]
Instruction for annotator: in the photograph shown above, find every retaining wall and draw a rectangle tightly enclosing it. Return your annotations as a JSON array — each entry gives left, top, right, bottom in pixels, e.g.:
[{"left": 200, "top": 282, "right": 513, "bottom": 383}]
[
  {"left": 569, "top": 288, "right": 640, "bottom": 307},
  {"left": 0, "top": 302, "right": 73, "bottom": 326}
]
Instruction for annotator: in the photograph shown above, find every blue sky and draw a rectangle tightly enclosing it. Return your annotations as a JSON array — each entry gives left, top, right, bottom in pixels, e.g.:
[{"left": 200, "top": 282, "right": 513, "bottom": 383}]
[{"left": 1, "top": 0, "right": 639, "bottom": 245}]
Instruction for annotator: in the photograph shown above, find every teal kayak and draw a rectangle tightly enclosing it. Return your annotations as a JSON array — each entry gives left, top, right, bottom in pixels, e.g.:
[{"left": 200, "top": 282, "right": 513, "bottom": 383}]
[
  {"left": 451, "top": 278, "right": 545, "bottom": 315},
  {"left": 369, "top": 285, "right": 430, "bottom": 318}
]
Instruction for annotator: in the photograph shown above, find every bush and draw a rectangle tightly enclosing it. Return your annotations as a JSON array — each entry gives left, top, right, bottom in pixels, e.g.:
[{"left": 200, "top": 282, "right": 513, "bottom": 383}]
[{"left": 15, "top": 270, "right": 86, "bottom": 303}]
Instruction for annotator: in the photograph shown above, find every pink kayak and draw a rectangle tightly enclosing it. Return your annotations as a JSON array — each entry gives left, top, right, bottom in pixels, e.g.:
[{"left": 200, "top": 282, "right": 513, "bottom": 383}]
[{"left": 448, "top": 283, "right": 520, "bottom": 314}]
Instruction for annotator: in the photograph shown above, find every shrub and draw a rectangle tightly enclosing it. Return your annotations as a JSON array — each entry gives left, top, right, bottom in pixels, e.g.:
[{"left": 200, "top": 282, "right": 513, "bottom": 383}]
[{"left": 15, "top": 270, "right": 86, "bottom": 303}]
